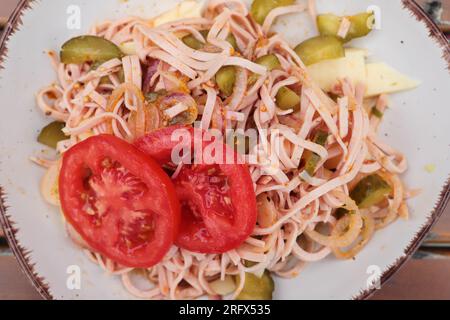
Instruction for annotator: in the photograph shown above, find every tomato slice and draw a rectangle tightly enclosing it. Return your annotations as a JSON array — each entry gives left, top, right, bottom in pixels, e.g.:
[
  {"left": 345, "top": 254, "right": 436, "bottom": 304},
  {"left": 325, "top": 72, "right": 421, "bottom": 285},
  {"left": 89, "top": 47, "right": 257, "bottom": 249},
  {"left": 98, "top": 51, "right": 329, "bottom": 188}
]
[
  {"left": 59, "top": 135, "right": 180, "bottom": 268},
  {"left": 134, "top": 125, "right": 193, "bottom": 165},
  {"left": 135, "top": 127, "right": 257, "bottom": 254}
]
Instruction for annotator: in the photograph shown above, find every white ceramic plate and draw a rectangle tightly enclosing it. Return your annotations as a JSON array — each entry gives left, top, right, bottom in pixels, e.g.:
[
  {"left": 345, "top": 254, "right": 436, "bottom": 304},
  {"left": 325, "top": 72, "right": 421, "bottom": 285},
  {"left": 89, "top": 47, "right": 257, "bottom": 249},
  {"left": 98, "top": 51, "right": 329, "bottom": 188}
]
[{"left": 0, "top": 0, "right": 449, "bottom": 300}]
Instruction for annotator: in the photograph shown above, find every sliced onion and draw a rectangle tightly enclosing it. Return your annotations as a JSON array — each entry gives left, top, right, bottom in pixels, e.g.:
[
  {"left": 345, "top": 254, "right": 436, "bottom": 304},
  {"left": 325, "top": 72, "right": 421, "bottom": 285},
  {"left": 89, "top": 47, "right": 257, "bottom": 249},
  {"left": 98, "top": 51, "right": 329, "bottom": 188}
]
[
  {"left": 158, "top": 92, "right": 198, "bottom": 125},
  {"left": 398, "top": 203, "right": 409, "bottom": 220},
  {"left": 65, "top": 221, "right": 90, "bottom": 249},
  {"left": 305, "top": 212, "right": 363, "bottom": 248},
  {"left": 106, "top": 83, "right": 145, "bottom": 139},
  {"left": 374, "top": 172, "right": 402, "bottom": 230},
  {"left": 332, "top": 213, "right": 375, "bottom": 259},
  {"left": 40, "top": 161, "right": 61, "bottom": 206},
  {"left": 128, "top": 103, "right": 161, "bottom": 136},
  {"left": 292, "top": 237, "right": 331, "bottom": 262}
]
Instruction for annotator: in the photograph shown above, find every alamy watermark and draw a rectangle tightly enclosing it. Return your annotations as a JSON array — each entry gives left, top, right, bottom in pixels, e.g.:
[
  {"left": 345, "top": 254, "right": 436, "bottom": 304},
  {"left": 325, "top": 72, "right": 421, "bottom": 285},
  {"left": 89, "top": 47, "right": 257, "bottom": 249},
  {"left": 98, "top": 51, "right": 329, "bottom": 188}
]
[
  {"left": 366, "top": 265, "right": 382, "bottom": 290},
  {"left": 367, "top": 5, "right": 382, "bottom": 30},
  {"left": 66, "top": 5, "right": 81, "bottom": 30},
  {"left": 66, "top": 265, "right": 81, "bottom": 290}
]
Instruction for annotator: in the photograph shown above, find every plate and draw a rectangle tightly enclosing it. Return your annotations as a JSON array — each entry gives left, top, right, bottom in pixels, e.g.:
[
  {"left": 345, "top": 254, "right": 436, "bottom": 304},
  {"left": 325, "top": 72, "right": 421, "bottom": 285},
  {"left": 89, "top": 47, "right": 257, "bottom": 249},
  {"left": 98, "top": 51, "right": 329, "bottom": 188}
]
[{"left": 0, "top": 0, "right": 449, "bottom": 300}]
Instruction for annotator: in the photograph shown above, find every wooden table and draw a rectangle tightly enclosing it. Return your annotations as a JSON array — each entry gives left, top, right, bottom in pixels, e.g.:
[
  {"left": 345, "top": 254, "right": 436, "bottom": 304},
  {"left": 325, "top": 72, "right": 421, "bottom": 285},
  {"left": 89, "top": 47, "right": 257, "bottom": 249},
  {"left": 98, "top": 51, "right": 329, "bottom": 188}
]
[{"left": 0, "top": 0, "right": 450, "bottom": 300}]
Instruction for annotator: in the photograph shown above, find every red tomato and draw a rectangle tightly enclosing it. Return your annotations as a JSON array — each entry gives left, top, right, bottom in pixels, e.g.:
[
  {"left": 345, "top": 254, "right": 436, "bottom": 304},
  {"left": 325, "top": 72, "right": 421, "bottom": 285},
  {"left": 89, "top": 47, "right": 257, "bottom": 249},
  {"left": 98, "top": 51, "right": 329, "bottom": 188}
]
[
  {"left": 59, "top": 135, "right": 180, "bottom": 268},
  {"left": 134, "top": 125, "right": 193, "bottom": 165},
  {"left": 135, "top": 127, "right": 257, "bottom": 254}
]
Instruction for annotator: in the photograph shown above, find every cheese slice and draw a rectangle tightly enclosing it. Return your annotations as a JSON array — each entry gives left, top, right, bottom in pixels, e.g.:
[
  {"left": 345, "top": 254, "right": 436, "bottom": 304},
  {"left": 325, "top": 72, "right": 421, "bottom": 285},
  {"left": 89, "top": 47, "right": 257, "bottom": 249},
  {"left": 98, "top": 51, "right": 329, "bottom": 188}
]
[
  {"left": 308, "top": 48, "right": 367, "bottom": 93},
  {"left": 365, "top": 62, "right": 420, "bottom": 97},
  {"left": 153, "top": 0, "right": 204, "bottom": 27},
  {"left": 308, "top": 48, "right": 419, "bottom": 97}
]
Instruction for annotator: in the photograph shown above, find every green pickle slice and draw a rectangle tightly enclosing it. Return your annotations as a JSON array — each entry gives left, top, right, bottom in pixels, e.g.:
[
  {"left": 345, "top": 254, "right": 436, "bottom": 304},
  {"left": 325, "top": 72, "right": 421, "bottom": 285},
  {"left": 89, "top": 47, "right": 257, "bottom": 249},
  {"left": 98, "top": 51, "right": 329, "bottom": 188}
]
[
  {"left": 317, "top": 12, "right": 374, "bottom": 43},
  {"left": 249, "top": 54, "right": 281, "bottom": 84},
  {"left": 237, "top": 270, "right": 275, "bottom": 300},
  {"left": 216, "top": 66, "right": 237, "bottom": 97},
  {"left": 250, "top": 0, "right": 296, "bottom": 25},
  {"left": 304, "top": 130, "right": 329, "bottom": 176},
  {"left": 294, "top": 35, "right": 345, "bottom": 66},
  {"left": 60, "top": 35, "right": 124, "bottom": 64},
  {"left": 350, "top": 174, "right": 392, "bottom": 209},
  {"left": 275, "top": 87, "right": 300, "bottom": 111},
  {"left": 38, "top": 121, "right": 67, "bottom": 149}
]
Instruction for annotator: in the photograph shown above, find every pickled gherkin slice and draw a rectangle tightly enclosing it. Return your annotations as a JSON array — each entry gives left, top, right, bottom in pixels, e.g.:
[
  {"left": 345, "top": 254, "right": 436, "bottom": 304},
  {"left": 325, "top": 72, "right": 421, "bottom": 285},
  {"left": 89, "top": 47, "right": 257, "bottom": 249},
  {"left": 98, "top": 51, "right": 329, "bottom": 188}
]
[
  {"left": 304, "top": 130, "right": 329, "bottom": 176},
  {"left": 256, "top": 54, "right": 281, "bottom": 71},
  {"left": 216, "top": 66, "right": 237, "bottom": 97},
  {"left": 236, "top": 270, "right": 275, "bottom": 300},
  {"left": 350, "top": 174, "right": 392, "bottom": 209},
  {"left": 38, "top": 121, "right": 67, "bottom": 149},
  {"left": 294, "top": 35, "right": 345, "bottom": 66},
  {"left": 275, "top": 86, "right": 300, "bottom": 111},
  {"left": 60, "top": 36, "right": 123, "bottom": 64},
  {"left": 316, "top": 14, "right": 341, "bottom": 39},
  {"left": 317, "top": 12, "right": 374, "bottom": 43},
  {"left": 182, "top": 33, "right": 205, "bottom": 50},
  {"left": 347, "top": 12, "right": 375, "bottom": 39},
  {"left": 250, "top": 0, "right": 295, "bottom": 25},
  {"left": 249, "top": 54, "right": 281, "bottom": 84}
]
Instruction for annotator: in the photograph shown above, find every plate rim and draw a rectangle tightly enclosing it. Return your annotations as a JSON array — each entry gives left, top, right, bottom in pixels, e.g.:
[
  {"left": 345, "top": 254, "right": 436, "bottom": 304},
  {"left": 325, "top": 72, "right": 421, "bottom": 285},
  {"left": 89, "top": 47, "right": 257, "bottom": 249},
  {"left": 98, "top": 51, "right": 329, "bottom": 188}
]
[{"left": 0, "top": 0, "right": 449, "bottom": 300}]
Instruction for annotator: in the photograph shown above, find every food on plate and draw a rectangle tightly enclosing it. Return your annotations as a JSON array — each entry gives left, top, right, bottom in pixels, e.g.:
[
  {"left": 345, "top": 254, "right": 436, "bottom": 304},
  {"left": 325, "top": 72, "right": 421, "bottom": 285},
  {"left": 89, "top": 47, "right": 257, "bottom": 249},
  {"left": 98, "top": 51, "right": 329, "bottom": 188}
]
[
  {"left": 250, "top": 0, "right": 296, "bottom": 25},
  {"left": 59, "top": 134, "right": 181, "bottom": 268},
  {"left": 37, "top": 121, "right": 67, "bottom": 148},
  {"left": 34, "top": 0, "right": 418, "bottom": 300},
  {"left": 304, "top": 130, "right": 328, "bottom": 176},
  {"left": 365, "top": 62, "right": 420, "bottom": 97},
  {"left": 60, "top": 36, "right": 124, "bottom": 64},
  {"left": 216, "top": 66, "right": 237, "bottom": 97},
  {"left": 350, "top": 174, "right": 392, "bottom": 209},
  {"left": 237, "top": 268, "right": 275, "bottom": 300},
  {"left": 294, "top": 35, "right": 345, "bottom": 66},
  {"left": 135, "top": 127, "right": 257, "bottom": 254},
  {"left": 317, "top": 12, "right": 374, "bottom": 42}
]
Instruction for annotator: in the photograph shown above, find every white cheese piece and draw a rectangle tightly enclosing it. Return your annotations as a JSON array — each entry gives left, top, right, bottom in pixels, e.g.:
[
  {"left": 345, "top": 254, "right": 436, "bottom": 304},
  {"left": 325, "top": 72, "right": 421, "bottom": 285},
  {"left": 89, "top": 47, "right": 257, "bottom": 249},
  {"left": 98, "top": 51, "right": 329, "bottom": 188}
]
[
  {"left": 308, "top": 47, "right": 420, "bottom": 97},
  {"left": 365, "top": 62, "right": 420, "bottom": 97},
  {"left": 153, "top": 0, "right": 204, "bottom": 27},
  {"left": 308, "top": 48, "right": 367, "bottom": 93}
]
